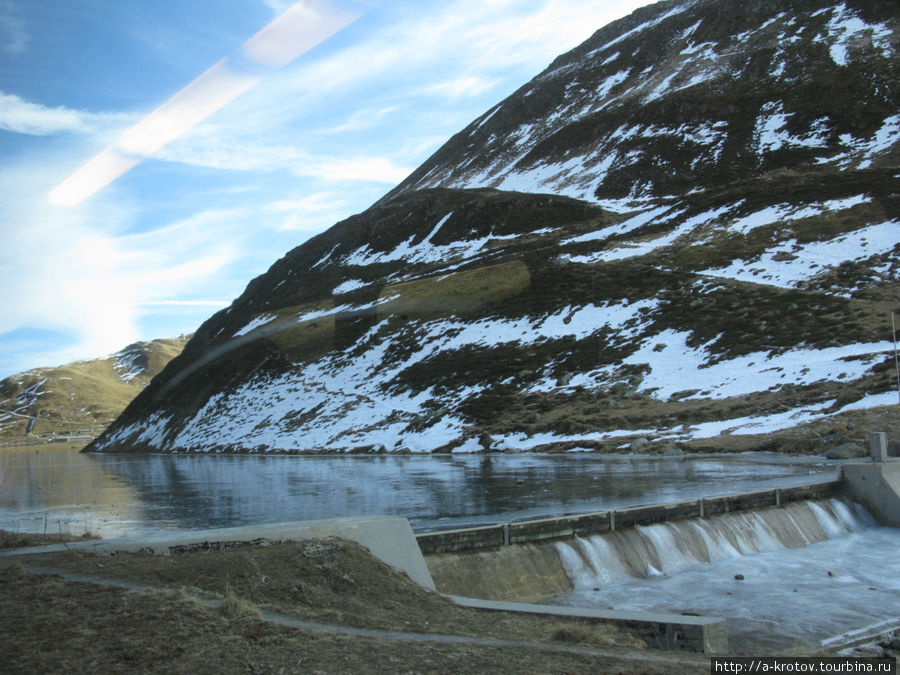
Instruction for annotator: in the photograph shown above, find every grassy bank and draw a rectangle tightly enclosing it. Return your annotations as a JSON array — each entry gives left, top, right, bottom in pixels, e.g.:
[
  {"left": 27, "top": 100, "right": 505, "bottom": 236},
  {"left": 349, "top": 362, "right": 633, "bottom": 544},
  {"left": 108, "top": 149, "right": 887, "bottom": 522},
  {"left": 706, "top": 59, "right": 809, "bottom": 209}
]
[
  {"left": 0, "top": 538, "right": 703, "bottom": 673},
  {"left": 0, "top": 440, "right": 90, "bottom": 452}
]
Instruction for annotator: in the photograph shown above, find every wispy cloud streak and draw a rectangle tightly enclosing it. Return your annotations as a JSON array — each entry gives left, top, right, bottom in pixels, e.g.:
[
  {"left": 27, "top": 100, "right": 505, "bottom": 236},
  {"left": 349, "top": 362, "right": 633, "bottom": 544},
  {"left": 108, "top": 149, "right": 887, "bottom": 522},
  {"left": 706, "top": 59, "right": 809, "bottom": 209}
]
[
  {"left": 0, "top": 92, "right": 130, "bottom": 135},
  {"left": 49, "top": 0, "right": 368, "bottom": 207}
]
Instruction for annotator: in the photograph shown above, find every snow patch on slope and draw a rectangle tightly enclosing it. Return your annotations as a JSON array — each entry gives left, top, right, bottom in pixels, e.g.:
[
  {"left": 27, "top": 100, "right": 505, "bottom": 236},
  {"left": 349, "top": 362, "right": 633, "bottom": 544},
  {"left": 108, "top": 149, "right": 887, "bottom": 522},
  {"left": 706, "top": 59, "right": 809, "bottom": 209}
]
[
  {"left": 618, "top": 330, "right": 891, "bottom": 401},
  {"left": 815, "top": 2, "right": 894, "bottom": 66},
  {"left": 701, "top": 220, "right": 899, "bottom": 291}
]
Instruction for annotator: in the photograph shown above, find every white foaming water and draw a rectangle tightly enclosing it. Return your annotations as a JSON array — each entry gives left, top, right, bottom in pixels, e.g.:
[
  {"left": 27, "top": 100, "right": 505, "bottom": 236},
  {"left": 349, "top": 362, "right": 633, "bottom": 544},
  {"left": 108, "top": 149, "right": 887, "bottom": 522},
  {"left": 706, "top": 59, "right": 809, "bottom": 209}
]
[{"left": 552, "top": 500, "right": 900, "bottom": 651}]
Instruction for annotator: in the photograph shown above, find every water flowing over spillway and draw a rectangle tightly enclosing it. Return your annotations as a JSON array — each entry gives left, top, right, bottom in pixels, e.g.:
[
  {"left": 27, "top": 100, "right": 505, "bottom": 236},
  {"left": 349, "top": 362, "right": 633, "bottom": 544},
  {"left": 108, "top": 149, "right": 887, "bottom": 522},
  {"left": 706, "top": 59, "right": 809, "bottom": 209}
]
[
  {"left": 550, "top": 500, "right": 900, "bottom": 651},
  {"left": 555, "top": 500, "right": 868, "bottom": 583}
]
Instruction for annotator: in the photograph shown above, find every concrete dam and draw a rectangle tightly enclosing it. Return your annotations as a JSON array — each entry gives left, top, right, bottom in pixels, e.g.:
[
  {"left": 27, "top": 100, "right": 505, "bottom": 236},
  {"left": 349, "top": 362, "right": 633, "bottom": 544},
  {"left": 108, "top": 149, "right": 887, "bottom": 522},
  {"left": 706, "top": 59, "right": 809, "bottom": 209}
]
[
  {"left": 415, "top": 449, "right": 900, "bottom": 652},
  {"left": 418, "top": 481, "right": 847, "bottom": 600}
]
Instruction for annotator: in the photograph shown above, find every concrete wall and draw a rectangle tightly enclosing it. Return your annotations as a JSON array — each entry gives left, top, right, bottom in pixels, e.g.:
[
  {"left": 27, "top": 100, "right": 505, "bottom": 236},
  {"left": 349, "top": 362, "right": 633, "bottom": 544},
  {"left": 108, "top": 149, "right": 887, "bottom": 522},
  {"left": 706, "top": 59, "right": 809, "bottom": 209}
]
[
  {"left": 840, "top": 461, "right": 900, "bottom": 527},
  {"left": 416, "top": 480, "right": 841, "bottom": 554},
  {"left": 416, "top": 523, "right": 505, "bottom": 554},
  {"left": 426, "top": 542, "right": 572, "bottom": 602},
  {"left": 449, "top": 596, "right": 728, "bottom": 654}
]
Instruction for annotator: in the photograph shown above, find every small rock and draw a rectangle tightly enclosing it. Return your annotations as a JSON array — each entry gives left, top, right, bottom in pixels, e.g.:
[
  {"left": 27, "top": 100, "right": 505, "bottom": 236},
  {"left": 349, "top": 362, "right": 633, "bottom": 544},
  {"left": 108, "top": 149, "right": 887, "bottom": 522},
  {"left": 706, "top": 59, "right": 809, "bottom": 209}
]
[
  {"left": 630, "top": 437, "right": 650, "bottom": 452},
  {"left": 734, "top": 574, "right": 745, "bottom": 581},
  {"left": 824, "top": 443, "right": 864, "bottom": 459},
  {"left": 827, "top": 571, "right": 835, "bottom": 577},
  {"left": 663, "top": 446, "right": 684, "bottom": 457}
]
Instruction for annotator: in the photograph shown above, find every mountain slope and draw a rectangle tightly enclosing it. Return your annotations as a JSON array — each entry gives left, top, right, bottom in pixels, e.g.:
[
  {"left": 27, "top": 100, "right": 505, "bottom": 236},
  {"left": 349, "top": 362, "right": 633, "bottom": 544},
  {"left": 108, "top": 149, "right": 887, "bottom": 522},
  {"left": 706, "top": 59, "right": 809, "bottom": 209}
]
[
  {"left": 90, "top": 0, "right": 898, "bottom": 455},
  {"left": 0, "top": 338, "right": 188, "bottom": 441},
  {"left": 388, "top": 0, "right": 899, "bottom": 206}
]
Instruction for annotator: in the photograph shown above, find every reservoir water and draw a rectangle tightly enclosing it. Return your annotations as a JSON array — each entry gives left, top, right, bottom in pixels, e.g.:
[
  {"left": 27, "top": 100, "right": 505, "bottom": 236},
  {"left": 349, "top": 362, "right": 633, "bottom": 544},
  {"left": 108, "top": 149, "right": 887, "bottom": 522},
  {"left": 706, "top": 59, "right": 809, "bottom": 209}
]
[{"left": 1, "top": 448, "right": 835, "bottom": 537}]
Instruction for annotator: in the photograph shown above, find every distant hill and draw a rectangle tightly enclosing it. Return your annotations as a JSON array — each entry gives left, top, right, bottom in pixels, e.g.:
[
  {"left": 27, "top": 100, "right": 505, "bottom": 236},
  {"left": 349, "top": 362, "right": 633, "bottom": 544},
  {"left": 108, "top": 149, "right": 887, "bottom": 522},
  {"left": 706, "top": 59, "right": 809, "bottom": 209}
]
[
  {"left": 91, "top": 0, "right": 898, "bottom": 455},
  {"left": 0, "top": 338, "right": 189, "bottom": 443}
]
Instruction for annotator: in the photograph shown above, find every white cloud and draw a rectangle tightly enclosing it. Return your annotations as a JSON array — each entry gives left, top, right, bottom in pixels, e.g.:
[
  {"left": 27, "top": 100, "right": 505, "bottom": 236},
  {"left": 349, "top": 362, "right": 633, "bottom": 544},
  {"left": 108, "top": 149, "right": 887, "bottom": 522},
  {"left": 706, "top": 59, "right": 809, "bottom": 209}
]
[
  {"left": 264, "top": 191, "right": 356, "bottom": 232},
  {"left": 423, "top": 76, "right": 501, "bottom": 100},
  {"left": 0, "top": 164, "right": 245, "bottom": 373},
  {"left": 155, "top": 131, "right": 410, "bottom": 184},
  {"left": 320, "top": 105, "right": 399, "bottom": 134},
  {"left": 0, "top": 91, "right": 130, "bottom": 136},
  {"left": 261, "top": 0, "right": 296, "bottom": 14},
  {"left": 47, "top": 0, "right": 366, "bottom": 207},
  {"left": 141, "top": 300, "right": 231, "bottom": 307},
  {"left": 313, "top": 156, "right": 411, "bottom": 183}
]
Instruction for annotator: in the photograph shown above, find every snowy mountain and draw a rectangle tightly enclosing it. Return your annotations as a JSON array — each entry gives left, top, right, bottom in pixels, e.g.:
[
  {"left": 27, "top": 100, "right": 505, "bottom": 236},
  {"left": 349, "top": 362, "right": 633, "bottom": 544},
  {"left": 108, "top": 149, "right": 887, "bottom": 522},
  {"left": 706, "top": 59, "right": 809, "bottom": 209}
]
[
  {"left": 389, "top": 0, "right": 899, "bottom": 206},
  {"left": 0, "top": 338, "right": 188, "bottom": 441},
  {"left": 91, "top": 0, "right": 899, "bottom": 456}
]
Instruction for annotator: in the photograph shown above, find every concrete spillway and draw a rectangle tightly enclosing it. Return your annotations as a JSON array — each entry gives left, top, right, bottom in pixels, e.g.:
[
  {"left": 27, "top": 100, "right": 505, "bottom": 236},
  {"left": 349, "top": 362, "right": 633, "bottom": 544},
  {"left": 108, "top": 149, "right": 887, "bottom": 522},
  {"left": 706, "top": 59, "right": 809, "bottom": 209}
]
[
  {"left": 419, "top": 480, "right": 845, "bottom": 600},
  {"left": 554, "top": 498, "right": 867, "bottom": 587},
  {"left": 420, "top": 455, "right": 900, "bottom": 653},
  {"left": 421, "top": 493, "right": 866, "bottom": 602}
]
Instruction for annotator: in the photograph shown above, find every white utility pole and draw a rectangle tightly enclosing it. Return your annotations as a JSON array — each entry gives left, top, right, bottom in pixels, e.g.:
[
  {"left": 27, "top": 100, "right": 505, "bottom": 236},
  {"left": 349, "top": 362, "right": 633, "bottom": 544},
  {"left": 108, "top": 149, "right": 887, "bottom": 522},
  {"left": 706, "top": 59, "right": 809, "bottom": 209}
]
[{"left": 893, "top": 311, "right": 900, "bottom": 406}]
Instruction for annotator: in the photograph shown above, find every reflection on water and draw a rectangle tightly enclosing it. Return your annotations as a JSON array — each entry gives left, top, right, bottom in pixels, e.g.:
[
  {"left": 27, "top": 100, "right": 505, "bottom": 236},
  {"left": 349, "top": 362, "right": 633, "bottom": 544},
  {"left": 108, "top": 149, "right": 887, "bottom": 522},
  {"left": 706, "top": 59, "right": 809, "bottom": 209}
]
[{"left": 0, "top": 448, "right": 836, "bottom": 538}]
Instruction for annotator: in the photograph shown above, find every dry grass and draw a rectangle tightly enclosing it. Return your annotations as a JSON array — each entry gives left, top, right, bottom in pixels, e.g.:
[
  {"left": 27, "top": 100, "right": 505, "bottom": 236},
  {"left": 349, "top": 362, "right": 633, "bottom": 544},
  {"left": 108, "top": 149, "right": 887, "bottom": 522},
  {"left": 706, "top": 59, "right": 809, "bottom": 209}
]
[
  {"left": 0, "top": 539, "right": 703, "bottom": 673},
  {"left": 0, "top": 528, "right": 98, "bottom": 550},
  {"left": 19, "top": 538, "right": 640, "bottom": 644}
]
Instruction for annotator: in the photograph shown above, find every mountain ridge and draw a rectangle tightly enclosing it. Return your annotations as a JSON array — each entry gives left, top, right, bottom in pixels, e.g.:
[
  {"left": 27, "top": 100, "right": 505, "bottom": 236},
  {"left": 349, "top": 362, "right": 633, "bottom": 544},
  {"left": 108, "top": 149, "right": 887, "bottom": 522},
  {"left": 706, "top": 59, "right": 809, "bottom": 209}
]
[
  {"left": 89, "top": 0, "right": 899, "bottom": 456},
  {"left": 387, "top": 0, "right": 898, "bottom": 206},
  {"left": 0, "top": 337, "right": 188, "bottom": 442}
]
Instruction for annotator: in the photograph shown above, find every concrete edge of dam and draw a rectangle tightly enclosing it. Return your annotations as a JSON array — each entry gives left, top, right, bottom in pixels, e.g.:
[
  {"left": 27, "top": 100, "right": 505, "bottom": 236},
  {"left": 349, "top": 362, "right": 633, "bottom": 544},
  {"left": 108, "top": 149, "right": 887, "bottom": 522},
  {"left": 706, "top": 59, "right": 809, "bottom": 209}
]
[{"left": 415, "top": 479, "right": 844, "bottom": 555}]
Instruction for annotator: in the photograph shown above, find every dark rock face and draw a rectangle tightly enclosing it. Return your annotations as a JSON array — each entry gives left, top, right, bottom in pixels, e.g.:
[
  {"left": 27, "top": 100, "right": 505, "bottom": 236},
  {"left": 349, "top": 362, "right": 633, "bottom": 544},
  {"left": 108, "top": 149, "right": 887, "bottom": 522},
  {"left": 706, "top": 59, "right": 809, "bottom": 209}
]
[{"left": 90, "top": 0, "right": 899, "bottom": 454}]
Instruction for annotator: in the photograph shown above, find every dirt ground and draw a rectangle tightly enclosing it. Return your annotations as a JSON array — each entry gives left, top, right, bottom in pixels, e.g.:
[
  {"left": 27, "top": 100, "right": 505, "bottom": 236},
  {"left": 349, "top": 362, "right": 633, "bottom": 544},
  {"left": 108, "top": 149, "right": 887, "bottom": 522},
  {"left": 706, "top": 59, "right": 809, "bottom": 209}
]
[{"left": 1, "top": 538, "right": 707, "bottom": 673}]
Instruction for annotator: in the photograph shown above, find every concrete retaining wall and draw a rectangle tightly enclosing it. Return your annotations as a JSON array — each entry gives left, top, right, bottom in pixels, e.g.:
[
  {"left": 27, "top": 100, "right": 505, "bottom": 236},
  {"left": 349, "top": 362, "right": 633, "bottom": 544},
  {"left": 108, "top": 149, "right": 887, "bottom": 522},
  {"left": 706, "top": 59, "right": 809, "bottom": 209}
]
[
  {"left": 840, "top": 461, "right": 900, "bottom": 527},
  {"left": 449, "top": 596, "right": 728, "bottom": 654},
  {"left": 416, "top": 480, "right": 841, "bottom": 554},
  {"left": 427, "top": 542, "right": 572, "bottom": 602}
]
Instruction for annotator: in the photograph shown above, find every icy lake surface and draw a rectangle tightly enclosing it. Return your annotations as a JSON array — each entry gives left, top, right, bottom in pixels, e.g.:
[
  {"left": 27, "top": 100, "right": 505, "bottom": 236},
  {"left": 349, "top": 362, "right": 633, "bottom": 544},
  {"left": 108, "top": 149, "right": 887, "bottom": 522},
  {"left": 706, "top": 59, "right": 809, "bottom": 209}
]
[{"left": 1, "top": 449, "right": 836, "bottom": 537}]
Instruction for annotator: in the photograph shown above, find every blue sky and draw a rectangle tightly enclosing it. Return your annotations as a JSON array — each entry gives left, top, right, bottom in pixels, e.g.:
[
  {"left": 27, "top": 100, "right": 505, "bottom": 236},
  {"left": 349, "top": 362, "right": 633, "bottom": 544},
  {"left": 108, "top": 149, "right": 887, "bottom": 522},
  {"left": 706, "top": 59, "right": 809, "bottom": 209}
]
[{"left": 0, "top": 0, "right": 653, "bottom": 378}]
